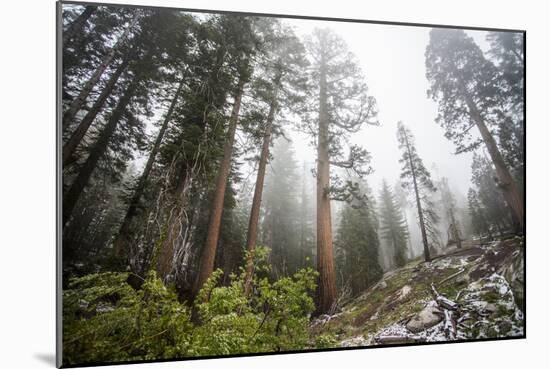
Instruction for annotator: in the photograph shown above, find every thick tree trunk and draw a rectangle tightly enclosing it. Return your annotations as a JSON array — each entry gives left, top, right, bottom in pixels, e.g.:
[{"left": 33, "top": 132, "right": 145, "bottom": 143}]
[
  {"left": 112, "top": 78, "right": 186, "bottom": 265},
  {"left": 192, "top": 77, "right": 246, "bottom": 298},
  {"left": 465, "top": 99, "right": 524, "bottom": 231},
  {"left": 63, "top": 56, "right": 130, "bottom": 166},
  {"left": 243, "top": 92, "right": 278, "bottom": 295},
  {"left": 316, "top": 56, "right": 337, "bottom": 314},
  {"left": 63, "top": 6, "right": 96, "bottom": 46},
  {"left": 403, "top": 133, "right": 431, "bottom": 262},
  {"left": 63, "top": 77, "right": 138, "bottom": 227},
  {"left": 63, "top": 15, "right": 137, "bottom": 132}
]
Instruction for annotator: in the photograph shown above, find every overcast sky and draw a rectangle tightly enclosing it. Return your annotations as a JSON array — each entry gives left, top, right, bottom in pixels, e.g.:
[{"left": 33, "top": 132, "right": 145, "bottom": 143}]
[{"left": 278, "top": 18, "right": 491, "bottom": 199}]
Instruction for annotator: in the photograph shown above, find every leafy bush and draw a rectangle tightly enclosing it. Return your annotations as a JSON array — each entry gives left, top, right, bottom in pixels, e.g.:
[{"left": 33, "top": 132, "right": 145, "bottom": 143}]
[
  {"left": 314, "top": 334, "right": 338, "bottom": 349},
  {"left": 63, "top": 271, "right": 192, "bottom": 365},
  {"left": 62, "top": 247, "right": 318, "bottom": 365}
]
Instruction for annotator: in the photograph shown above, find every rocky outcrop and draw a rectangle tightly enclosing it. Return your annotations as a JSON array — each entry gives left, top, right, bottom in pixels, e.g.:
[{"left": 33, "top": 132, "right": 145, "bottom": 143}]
[
  {"left": 405, "top": 304, "right": 443, "bottom": 333},
  {"left": 310, "top": 237, "right": 525, "bottom": 348}
]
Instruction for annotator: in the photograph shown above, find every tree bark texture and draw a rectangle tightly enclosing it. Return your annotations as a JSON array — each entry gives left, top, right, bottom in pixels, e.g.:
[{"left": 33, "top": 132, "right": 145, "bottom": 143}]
[
  {"left": 243, "top": 90, "right": 278, "bottom": 295},
  {"left": 316, "top": 54, "right": 337, "bottom": 314},
  {"left": 193, "top": 77, "right": 246, "bottom": 297}
]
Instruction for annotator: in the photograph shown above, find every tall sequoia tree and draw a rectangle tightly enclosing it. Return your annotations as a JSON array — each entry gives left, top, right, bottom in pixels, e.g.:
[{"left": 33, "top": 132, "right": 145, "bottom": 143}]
[
  {"left": 378, "top": 180, "right": 409, "bottom": 267},
  {"left": 486, "top": 32, "right": 524, "bottom": 190},
  {"left": 425, "top": 29, "right": 524, "bottom": 231},
  {"left": 192, "top": 16, "right": 260, "bottom": 298},
  {"left": 302, "top": 28, "right": 378, "bottom": 313},
  {"left": 243, "top": 21, "right": 308, "bottom": 294},
  {"left": 145, "top": 15, "right": 246, "bottom": 286},
  {"left": 397, "top": 122, "right": 437, "bottom": 262}
]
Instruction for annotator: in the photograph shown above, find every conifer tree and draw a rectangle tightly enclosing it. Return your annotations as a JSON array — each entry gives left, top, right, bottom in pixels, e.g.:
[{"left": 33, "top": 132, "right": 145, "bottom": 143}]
[
  {"left": 378, "top": 180, "right": 409, "bottom": 267},
  {"left": 302, "top": 28, "right": 378, "bottom": 313},
  {"left": 436, "top": 177, "right": 462, "bottom": 248},
  {"left": 63, "top": 10, "right": 140, "bottom": 132},
  {"left": 397, "top": 122, "right": 437, "bottom": 262},
  {"left": 63, "top": 9, "right": 178, "bottom": 227},
  {"left": 486, "top": 32, "right": 524, "bottom": 190},
  {"left": 425, "top": 29, "right": 524, "bottom": 230},
  {"left": 467, "top": 188, "right": 492, "bottom": 240},
  {"left": 193, "top": 16, "right": 261, "bottom": 297},
  {"left": 261, "top": 138, "right": 301, "bottom": 278},
  {"left": 468, "top": 152, "right": 512, "bottom": 235},
  {"left": 243, "top": 21, "right": 308, "bottom": 293},
  {"left": 335, "top": 180, "right": 382, "bottom": 296}
]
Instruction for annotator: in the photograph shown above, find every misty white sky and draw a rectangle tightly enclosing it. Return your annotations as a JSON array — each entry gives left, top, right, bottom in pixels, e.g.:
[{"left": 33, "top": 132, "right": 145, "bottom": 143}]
[{"left": 279, "top": 18, "right": 491, "bottom": 199}]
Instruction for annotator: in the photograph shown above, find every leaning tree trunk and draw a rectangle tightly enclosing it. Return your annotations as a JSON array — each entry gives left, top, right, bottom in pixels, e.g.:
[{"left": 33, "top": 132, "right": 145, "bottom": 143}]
[
  {"left": 63, "top": 6, "right": 96, "bottom": 46},
  {"left": 63, "top": 77, "right": 138, "bottom": 227},
  {"left": 112, "top": 78, "right": 186, "bottom": 266},
  {"left": 192, "top": 77, "right": 246, "bottom": 298},
  {"left": 316, "top": 56, "right": 337, "bottom": 314},
  {"left": 63, "top": 15, "right": 138, "bottom": 133},
  {"left": 404, "top": 133, "right": 431, "bottom": 262},
  {"left": 243, "top": 90, "right": 278, "bottom": 295},
  {"left": 464, "top": 96, "right": 525, "bottom": 231},
  {"left": 63, "top": 56, "right": 130, "bottom": 166}
]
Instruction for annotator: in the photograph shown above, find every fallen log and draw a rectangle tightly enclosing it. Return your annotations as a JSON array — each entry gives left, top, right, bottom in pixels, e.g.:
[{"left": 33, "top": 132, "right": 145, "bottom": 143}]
[
  {"left": 430, "top": 283, "right": 459, "bottom": 310},
  {"left": 375, "top": 334, "right": 426, "bottom": 345},
  {"left": 443, "top": 309, "right": 457, "bottom": 340},
  {"left": 439, "top": 268, "right": 466, "bottom": 285}
]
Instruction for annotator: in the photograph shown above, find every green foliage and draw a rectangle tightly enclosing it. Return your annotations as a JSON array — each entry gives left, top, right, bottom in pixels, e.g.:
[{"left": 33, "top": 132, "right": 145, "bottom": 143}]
[
  {"left": 63, "top": 271, "right": 192, "bottom": 365},
  {"left": 192, "top": 247, "right": 318, "bottom": 355},
  {"left": 63, "top": 248, "right": 318, "bottom": 365},
  {"left": 314, "top": 334, "right": 338, "bottom": 349},
  {"left": 467, "top": 153, "right": 512, "bottom": 237},
  {"left": 262, "top": 139, "right": 303, "bottom": 276},
  {"left": 335, "top": 180, "right": 383, "bottom": 296},
  {"left": 379, "top": 180, "right": 409, "bottom": 267}
]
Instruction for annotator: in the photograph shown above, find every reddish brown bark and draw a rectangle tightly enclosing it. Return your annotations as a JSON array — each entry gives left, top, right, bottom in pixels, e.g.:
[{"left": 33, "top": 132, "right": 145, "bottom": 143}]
[
  {"left": 243, "top": 94, "right": 278, "bottom": 295},
  {"left": 465, "top": 97, "right": 525, "bottom": 230},
  {"left": 63, "top": 15, "right": 137, "bottom": 132},
  {"left": 192, "top": 77, "right": 246, "bottom": 297},
  {"left": 316, "top": 55, "right": 337, "bottom": 314},
  {"left": 63, "top": 56, "right": 130, "bottom": 166},
  {"left": 63, "top": 76, "right": 138, "bottom": 227}
]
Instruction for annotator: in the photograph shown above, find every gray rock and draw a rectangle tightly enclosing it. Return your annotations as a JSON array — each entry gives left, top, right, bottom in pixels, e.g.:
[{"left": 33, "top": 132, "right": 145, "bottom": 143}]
[{"left": 406, "top": 305, "right": 444, "bottom": 333}]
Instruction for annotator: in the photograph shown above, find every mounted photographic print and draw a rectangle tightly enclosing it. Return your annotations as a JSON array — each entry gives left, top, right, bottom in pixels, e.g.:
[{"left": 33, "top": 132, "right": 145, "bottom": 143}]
[{"left": 57, "top": 1, "right": 526, "bottom": 367}]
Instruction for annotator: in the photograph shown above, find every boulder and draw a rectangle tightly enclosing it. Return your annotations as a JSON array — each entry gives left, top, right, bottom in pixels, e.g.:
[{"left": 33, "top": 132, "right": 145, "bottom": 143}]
[{"left": 406, "top": 305, "right": 443, "bottom": 333}]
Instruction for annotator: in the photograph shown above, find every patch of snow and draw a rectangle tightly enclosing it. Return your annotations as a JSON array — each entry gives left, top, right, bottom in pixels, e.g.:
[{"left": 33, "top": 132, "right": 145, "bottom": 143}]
[
  {"left": 340, "top": 335, "right": 369, "bottom": 347},
  {"left": 398, "top": 285, "right": 412, "bottom": 301}
]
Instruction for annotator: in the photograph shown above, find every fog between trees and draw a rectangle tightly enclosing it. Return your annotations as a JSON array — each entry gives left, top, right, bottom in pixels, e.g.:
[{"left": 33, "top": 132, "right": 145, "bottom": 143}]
[{"left": 61, "top": 4, "right": 524, "bottom": 318}]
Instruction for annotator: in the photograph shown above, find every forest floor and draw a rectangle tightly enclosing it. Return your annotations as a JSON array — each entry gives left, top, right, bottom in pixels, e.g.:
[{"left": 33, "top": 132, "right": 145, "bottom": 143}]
[{"left": 310, "top": 236, "right": 525, "bottom": 346}]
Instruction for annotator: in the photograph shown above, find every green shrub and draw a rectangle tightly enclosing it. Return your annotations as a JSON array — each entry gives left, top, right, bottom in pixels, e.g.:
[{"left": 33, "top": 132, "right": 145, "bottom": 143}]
[
  {"left": 314, "top": 334, "right": 338, "bottom": 349},
  {"left": 63, "top": 271, "right": 192, "bottom": 365},
  {"left": 62, "top": 247, "right": 318, "bottom": 365}
]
